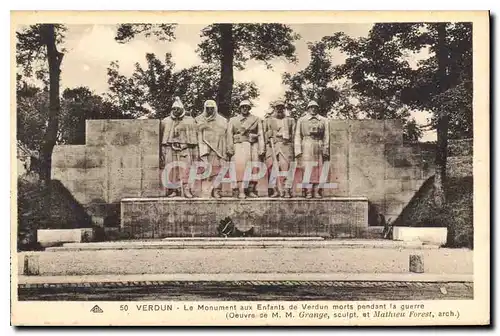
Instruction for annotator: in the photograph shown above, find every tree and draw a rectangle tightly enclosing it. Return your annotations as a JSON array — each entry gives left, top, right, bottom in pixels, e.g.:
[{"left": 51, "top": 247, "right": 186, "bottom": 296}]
[
  {"left": 59, "top": 87, "right": 126, "bottom": 145},
  {"left": 282, "top": 40, "right": 422, "bottom": 142},
  {"left": 17, "top": 24, "right": 66, "bottom": 184},
  {"left": 283, "top": 41, "right": 340, "bottom": 118},
  {"left": 16, "top": 76, "right": 49, "bottom": 153},
  {"left": 115, "top": 23, "right": 300, "bottom": 118},
  {"left": 197, "top": 24, "right": 300, "bottom": 117},
  {"left": 106, "top": 53, "right": 259, "bottom": 119},
  {"left": 324, "top": 22, "right": 473, "bottom": 206},
  {"left": 115, "top": 24, "right": 176, "bottom": 43}
]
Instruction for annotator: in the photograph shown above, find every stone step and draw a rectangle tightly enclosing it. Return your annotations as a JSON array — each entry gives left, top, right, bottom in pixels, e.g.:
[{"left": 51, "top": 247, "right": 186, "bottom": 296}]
[
  {"left": 45, "top": 239, "right": 432, "bottom": 252},
  {"left": 18, "top": 272, "right": 474, "bottom": 285},
  {"left": 161, "top": 237, "right": 326, "bottom": 241},
  {"left": 18, "top": 246, "right": 472, "bottom": 276}
]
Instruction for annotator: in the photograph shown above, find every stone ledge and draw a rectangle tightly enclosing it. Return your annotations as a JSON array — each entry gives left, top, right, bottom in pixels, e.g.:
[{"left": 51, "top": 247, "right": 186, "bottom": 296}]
[
  {"left": 121, "top": 196, "right": 369, "bottom": 202},
  {"left": 45, "top": 239, "right": 435, "bottom": 251},
  {"left": 37, "top": 229, "right": 94, "bottom": 248},
  {"left": 393, "top": 227, "right": 448, "bottom": 246},
  {"left": 17, "top": 247, "right": 472, "bottom": 276},
  {"left": 18, "top": 272, "right": 473, "bottom": 285}
]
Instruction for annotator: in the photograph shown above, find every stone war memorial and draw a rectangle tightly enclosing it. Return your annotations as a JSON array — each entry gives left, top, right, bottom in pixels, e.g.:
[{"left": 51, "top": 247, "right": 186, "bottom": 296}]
[
  {"left": 50, "top": 116, "right": 435, "bottom": 240},
  {"left": 14, "top": 15, "right": 483, "bottom": 322}
]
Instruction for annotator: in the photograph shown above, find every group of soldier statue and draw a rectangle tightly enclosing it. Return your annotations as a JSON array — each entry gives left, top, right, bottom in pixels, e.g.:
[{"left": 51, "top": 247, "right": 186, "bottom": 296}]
[{"left": 159, "top": 97, "right": 330, "bottom": 199}]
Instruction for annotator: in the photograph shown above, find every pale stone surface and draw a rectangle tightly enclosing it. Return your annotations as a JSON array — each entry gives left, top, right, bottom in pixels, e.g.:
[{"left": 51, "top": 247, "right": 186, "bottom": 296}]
[
  {"left": 384, "top": 119, "right": 404, "bottom": 144},
  {"left": 108, "top": 178, "right": 142, "bottom": 203},
  {"left": 330, "top": 129, "right": 349, "bottom": 144},
  {"left": 17, "top": 246, "right": 472, "bottom": 276},
  {"left": 350, "top": 120, "right": 385, "bottom": 143},
  {"left": 329, "top": 120, "right": 349, "bottom": 131},
  {"left": 37, "top": 229, "right": 94, "bottom": 247},
  {"left": 106, "top": 120, "right": 143, "bottom": 146},
  {"left": 85, "top": 120, "right": 107, "bottom": 146},
  {"left": 84, "top": 146, "right": 107, "bottom": 168},
  {"left": 53, "top": 120, "right": 162, "bottom": 224},
  {"left": 393, "top": 227, "right": 448, "bottom": 246},
  {"left": 51, "top": 145, "right": 86, "bottom": 169}
]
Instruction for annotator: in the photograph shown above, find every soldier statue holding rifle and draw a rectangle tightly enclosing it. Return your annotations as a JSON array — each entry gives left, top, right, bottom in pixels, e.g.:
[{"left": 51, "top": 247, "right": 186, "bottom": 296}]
[
  {"left": 226, "top": 100, "right": 265, "bottom": 199},
  {"left": 264, "top": 100, "right": 296, "bottom": 198}
]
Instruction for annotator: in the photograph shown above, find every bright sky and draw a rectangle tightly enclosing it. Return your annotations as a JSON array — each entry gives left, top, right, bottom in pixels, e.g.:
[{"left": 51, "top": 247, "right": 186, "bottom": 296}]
[{"left": 59, "top": 23, "right": 435, "bottom": 141}]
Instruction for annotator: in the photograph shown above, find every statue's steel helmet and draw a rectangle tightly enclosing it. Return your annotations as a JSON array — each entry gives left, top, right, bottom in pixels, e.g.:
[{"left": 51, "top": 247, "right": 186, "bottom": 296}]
[
  {"left": 273, "top": 100, "right": 286, "bottom": 107},
  {"left": 307, "top": 100, "right": 319, "bottom": 108},
  {"left": 204, "top": 100, "right": 217, "bottom": 108},
  {"left": 239, "top": 100, "right": 252, "bottom": 107}
]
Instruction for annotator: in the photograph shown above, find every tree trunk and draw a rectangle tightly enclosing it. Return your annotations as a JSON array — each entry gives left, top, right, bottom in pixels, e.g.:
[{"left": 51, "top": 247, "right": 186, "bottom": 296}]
[
  {"left": 216, "top": 24, "right": 234, "bottom": 118},
  {"left": 434, "top": 23, "right": 449, "bottom": 208},
  {"left": 39, "top": 24, "right": 63, "bottom": 186}
]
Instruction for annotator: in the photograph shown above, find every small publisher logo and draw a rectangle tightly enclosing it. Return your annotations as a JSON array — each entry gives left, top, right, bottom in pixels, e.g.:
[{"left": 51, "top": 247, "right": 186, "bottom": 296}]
[{"left": 90, "top": 305, "right": 104, "bottom": 313}]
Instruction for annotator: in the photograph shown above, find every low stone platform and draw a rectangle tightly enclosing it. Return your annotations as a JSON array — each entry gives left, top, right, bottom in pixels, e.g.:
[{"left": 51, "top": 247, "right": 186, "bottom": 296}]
[
  {"left": 45, "top": 239, "right": 434, "bottom": 251},
  {"left": 37, "top": 229, "right": 94, "bottom": 247},
  {"left": 18, "top": 244, "right": 472, "bottom": 276},
  {"left": 120, "top": 197, "right": 369, "bottom": 239}
]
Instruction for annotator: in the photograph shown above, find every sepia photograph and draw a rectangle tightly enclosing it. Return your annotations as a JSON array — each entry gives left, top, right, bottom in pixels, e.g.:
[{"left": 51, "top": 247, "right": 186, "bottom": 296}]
[{"left": 10, "top": 10, "right": 489, "bottom": 326}]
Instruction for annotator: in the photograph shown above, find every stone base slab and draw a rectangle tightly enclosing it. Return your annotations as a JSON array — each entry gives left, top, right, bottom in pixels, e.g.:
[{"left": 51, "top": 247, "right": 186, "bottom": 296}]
[
  {"left": 45, "top": 239, "right": 435, "bottom": 252},
  {"left": 37, "top": 229, "right": 94, "bottom": 247},
  {"left": 18, "top": 247, "right": 472, "bottom": 276},
  {"left": 18, "top": 272, "right": 473, "bottom": 285},
  {"left": 120, "top": 197, "right": 369, "bottom": 239},
  {"left": 393, "top": 227, "right": 448, "bottom": 246}
]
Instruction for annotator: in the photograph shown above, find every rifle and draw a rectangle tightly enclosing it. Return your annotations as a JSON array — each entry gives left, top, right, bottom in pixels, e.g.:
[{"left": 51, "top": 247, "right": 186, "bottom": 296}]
[
  {"left": 269, "top": 134, "right": 280, "bottom": 193},
  {"left": 240, "top": 117, "right": 259, "bottom": 136}
]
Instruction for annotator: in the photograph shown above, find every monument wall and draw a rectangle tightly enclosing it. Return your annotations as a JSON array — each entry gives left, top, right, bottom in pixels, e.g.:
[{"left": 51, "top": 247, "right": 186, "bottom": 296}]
[
  {"left": 51, "top": 119, "right": 435, "bottom": 229},
  {"left": 51, "top": 120, "right": 162, "bottom": 228},
  {"left": 326, "top": 120, "right": 435, "bottom": 223}
]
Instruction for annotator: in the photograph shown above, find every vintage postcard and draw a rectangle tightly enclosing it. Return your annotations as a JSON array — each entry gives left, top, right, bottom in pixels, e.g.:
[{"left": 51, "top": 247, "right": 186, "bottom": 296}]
[{"left": 11, "top": 10, "right": 489, "bottom": 326}]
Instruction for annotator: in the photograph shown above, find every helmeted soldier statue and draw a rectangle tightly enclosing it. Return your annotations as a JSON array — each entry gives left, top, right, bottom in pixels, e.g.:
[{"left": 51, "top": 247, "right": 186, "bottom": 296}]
[
  {"left": 227, "top": 100, "right": 265, "bottom": 199},
  {"left": 264, "top": 100, "right": 296, "bottom": 198},
  {"left": 160, "top": 96, "right": 198, "bottom": 198},
  {"left": 195, "top": 100, "right": 228, "bottom": 198},
  {"left": 294, "top": 100, "right": 330, "bottom": 199}
]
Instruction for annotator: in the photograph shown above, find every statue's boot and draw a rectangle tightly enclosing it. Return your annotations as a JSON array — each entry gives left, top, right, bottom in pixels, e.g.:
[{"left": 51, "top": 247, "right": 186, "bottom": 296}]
[
  {"left": 247, "top": 183, "right": 259, "bottom": 198},
  {"left": 269, "top": 187, "right": 279, "bottom": 198},
  {"left": 313, "top": 185, "right": 322, "bottom": 199},
  {"left": 212, "top": 188, "right": 222, "bottom": 199},
  {"left": 183, "top": 185, "right": 194, "bottom": 198},
  {"left": 283, "top": 188, "right": 292, "bottom": 198},
  {"left": 238, "top": 186, "right": 246, "bottom": 199},
  {"left": 166, "top": 189, "right": 177, "bottom": 198},
  {"left": 305, "top": 188, "right": 313, "bottom": 199}
]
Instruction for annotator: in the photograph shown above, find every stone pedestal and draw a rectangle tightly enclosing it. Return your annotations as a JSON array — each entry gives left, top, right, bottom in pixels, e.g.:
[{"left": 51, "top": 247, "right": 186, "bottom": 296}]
[{"left": 121, "top": 197, "right": 368, "bottom": 239}]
